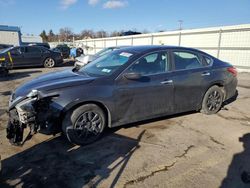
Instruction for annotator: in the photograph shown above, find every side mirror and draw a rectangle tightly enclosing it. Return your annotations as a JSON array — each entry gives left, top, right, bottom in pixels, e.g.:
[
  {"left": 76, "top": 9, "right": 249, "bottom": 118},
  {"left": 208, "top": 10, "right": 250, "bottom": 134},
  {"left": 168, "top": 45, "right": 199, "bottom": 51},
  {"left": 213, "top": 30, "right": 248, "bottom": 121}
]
[{"left": 123, "top": 72, "right": 142, "bottom": 80}]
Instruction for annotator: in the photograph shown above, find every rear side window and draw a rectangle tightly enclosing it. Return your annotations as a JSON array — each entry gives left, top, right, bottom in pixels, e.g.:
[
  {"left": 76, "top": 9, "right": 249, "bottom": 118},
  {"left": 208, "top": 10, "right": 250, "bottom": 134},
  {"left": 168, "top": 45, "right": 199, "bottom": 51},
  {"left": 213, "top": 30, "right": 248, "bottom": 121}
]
[
  {"left": 26, "top": 47, "right": 41, "bottom": 53},
  {"left": 173, "top": 51, "right": 203, "bottom": 70}
]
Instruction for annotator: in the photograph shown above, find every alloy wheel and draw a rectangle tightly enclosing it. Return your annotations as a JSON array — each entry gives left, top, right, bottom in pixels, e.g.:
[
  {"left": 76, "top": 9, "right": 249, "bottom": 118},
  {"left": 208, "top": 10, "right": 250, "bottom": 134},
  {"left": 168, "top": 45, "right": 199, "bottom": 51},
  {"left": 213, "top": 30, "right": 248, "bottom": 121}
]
[
  {"left": 206, "top": 90, "right": 222, "bottom": 112},
  {"left": 44, "top": 58, "right": 55, "bottom": 68},
  {"left": 74, "top": 111, "right": 103, "bottom": 141}
]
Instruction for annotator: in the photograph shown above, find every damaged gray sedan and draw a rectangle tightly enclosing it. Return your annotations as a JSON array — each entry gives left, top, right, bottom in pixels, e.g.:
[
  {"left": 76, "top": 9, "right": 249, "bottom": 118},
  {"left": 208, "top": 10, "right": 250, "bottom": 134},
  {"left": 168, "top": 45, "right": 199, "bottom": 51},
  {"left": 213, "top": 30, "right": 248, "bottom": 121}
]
[{"left": 7, "top": 46, "right": 238, "bottom": 145}]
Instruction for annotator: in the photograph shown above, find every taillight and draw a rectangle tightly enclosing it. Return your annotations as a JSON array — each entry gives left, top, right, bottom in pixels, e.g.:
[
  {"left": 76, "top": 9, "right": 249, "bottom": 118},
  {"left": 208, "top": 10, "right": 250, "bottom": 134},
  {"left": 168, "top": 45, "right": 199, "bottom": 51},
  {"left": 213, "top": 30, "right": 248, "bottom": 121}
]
[{"left": 227, "top": 67, "right": 237, "bottom": 77}]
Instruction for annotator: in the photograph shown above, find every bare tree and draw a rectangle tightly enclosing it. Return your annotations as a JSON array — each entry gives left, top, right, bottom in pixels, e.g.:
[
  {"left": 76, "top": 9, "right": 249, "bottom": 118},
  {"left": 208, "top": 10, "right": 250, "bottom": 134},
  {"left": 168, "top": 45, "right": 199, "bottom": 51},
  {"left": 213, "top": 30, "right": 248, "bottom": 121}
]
[
  {"left": 95, "top": 30, "right": 108, "bottom": 38},
  {"left": 59, "top": 27, "right": 73, "bottom": 42},
  {"left": 110, "top": 31, "right": 121, "bottom": 37},
  {"left": 80, "top": 29, "right": 95, "bottom": 39},
  {"left": 142, "top": 29, "right": 150, "bottom": 34}
]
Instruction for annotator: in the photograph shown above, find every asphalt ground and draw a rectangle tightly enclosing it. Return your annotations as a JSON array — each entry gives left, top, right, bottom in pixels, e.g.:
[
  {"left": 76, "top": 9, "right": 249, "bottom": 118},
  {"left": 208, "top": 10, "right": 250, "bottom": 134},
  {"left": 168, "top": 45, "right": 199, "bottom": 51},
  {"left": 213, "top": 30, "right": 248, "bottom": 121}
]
[{"left": 0, "top": 66, "right": 249, "bottom": 188}]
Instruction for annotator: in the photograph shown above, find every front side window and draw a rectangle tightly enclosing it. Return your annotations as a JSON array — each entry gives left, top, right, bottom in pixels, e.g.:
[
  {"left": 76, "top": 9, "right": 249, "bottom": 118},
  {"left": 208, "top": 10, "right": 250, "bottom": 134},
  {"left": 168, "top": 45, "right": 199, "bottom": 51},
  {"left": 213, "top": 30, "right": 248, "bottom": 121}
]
[
  {"left": 80, "top": 51, "right": 134, "bottom": 76},
  {"left": 10, "top": 47, "right": 22, "bottom": 55},
  {"left": 173, "top": 51, "right": 203, "bottom": 70},
  {"left": 128, "top": 51, "right": 169, "bottom": 75}
]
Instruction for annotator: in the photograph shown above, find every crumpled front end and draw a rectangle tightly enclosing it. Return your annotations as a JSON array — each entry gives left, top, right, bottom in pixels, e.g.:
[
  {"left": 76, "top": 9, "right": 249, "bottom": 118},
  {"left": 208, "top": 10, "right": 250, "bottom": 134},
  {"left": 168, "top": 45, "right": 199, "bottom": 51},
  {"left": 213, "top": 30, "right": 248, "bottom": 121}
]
[{"left": 7, "top": 90, "right": 62, "bottom": 145}]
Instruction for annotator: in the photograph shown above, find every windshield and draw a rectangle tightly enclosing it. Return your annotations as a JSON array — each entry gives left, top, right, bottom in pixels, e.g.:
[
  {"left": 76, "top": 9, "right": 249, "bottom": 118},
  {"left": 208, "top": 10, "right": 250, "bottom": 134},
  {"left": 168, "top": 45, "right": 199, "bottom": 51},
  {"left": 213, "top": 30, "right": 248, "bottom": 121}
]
[
  {"left": 0, "top": 47, "right": 13, "bottom": 53},
  {"left": 95, "top": 48, "right": 114, "bottom": 58},
  {"left": 79, "top": 50, "right": 134, "bottom": 76}
]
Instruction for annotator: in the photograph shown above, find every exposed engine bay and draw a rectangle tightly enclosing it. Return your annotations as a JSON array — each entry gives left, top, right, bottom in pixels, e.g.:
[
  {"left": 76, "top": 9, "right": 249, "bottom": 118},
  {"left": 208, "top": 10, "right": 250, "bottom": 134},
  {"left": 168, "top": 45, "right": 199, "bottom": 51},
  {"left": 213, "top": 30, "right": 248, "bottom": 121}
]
[{"left": 7, "top": 90, "right": 61, "bottom": 145}]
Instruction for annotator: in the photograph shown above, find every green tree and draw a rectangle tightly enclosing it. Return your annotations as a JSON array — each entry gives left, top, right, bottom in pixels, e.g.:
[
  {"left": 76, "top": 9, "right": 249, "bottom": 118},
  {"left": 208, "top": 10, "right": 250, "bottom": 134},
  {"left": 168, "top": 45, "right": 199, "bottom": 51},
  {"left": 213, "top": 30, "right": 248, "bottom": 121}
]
[
  {"left": 48, "top": 29, "right": 55, "bottom": 42},
  {"left": 40, "top": 30, "right": 48, "bottom": 42}
]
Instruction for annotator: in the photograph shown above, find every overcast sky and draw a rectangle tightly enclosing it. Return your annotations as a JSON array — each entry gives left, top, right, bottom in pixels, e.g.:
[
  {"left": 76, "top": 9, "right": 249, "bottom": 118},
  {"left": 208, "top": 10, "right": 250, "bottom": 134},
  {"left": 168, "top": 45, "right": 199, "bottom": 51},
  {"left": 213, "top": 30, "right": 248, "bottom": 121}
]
[{"left": 0, "top": 0, "right": 250, "bottom": 35}]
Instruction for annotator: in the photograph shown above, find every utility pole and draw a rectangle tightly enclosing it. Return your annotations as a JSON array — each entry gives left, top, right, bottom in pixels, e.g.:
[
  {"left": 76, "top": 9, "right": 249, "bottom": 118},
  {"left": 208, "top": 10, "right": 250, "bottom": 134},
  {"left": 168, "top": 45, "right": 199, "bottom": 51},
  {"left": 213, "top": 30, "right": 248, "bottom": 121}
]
[{"left": 178, "top": 20, "right": 183, "bottom": 30}]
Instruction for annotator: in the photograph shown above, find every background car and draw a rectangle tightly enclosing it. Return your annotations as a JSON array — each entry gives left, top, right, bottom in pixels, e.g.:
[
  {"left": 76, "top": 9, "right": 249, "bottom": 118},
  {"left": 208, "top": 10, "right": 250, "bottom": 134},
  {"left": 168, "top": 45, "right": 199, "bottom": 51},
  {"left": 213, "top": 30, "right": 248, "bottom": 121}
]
[
  {"left": 7, "top": 45, "right": 237, "bottom": 146},
  {"left": 0, "top": 45, "right": 63, "bottom": 69},
  {"left": 74, "top": 46, "right": 128, "bottom": 69},
  {"left": 70, "top": 47, "right": 84, "bottom": 58},
  {"left": 52, "top": 44, "right": 70, "bottom": 59}
]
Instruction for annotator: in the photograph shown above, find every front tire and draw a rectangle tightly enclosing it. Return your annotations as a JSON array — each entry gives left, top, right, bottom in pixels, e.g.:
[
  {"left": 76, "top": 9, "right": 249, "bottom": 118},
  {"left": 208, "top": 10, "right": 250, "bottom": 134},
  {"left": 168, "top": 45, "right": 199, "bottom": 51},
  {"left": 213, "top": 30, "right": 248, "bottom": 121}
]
[
  {"left": 201, "top": 85, "right": 224, "bottom": 115},
  {"left": 62, "top": 104, "right": 106, "bottom": 145},
  {"left": 44, "top": 57, "right": 55, "bottom": 68}
]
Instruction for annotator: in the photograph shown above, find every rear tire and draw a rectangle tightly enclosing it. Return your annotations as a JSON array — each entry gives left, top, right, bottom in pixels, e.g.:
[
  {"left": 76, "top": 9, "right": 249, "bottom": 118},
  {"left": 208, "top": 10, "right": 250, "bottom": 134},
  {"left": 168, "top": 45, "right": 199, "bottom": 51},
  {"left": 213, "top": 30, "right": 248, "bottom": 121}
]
[
  {"left": 44, "top": 57, "right": 55, "bottom": 68},
  {"left": 201, "top": 85, "right": 224, "bottom": 115},
  {"left": 62, "top": 104, "right": 106, "bottom": 145}
]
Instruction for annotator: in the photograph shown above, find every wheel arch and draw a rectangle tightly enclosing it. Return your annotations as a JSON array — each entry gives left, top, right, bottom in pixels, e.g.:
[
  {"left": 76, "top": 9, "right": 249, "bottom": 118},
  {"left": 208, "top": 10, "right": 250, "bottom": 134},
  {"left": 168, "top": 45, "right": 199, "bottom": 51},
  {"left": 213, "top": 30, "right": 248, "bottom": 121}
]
[
  {"left": 61, "top": 100, "right": 112, "bottom": 128},
  {"left": 197, "top": 81, "right": 226, "bottom": 111}
]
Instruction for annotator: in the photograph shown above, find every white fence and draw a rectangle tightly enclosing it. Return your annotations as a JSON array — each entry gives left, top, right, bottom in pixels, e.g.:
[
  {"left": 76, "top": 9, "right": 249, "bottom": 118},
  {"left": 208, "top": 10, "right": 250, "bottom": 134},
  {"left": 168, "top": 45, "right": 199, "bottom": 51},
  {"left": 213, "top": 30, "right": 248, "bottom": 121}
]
[{"left": 50, "top": 24, "right": 250, "bottom": 69}]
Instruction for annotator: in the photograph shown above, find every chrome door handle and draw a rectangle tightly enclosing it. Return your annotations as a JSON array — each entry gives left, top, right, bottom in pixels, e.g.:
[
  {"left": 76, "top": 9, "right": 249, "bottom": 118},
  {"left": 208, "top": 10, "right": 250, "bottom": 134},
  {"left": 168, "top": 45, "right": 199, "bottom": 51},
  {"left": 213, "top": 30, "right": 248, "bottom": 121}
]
[
  {"left": 161, "top": 80, "right": 173, "bottom": 84},
  {"left": 201, "top": 72, "right": 210, "bottom": 76}
]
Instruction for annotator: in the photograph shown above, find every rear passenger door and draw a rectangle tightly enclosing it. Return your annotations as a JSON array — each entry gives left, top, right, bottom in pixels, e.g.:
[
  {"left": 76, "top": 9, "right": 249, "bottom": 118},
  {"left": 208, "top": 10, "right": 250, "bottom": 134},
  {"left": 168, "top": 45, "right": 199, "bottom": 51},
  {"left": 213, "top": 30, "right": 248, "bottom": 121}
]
[
  {"left": 170, "top": 50, "right": 211, "bottom": 112},
  {"left": 23, "top": 46, "right": 43, "bottom": 66}
]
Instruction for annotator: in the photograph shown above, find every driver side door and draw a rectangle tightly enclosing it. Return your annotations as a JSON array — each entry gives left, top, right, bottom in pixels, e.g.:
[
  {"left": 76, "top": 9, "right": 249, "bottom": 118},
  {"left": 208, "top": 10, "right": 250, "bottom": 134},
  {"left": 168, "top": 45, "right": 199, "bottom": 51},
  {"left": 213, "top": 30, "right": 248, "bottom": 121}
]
[
  {"left": 113, "top": 51, "right": 175, "bottom": 125},
  {"left": 10, "top": 47, "right": 26, "bottom": 67}
]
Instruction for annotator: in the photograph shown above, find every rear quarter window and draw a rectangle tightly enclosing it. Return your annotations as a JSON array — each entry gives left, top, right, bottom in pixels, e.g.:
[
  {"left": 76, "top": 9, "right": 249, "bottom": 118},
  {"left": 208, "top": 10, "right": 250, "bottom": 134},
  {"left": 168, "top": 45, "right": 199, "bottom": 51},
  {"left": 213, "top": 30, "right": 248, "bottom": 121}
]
[
  {"left": 173, "top": 51, "right": 203, "bottom": 70},
  {"left": 202, "top": 55, "right": 213, "bottom": 66}
]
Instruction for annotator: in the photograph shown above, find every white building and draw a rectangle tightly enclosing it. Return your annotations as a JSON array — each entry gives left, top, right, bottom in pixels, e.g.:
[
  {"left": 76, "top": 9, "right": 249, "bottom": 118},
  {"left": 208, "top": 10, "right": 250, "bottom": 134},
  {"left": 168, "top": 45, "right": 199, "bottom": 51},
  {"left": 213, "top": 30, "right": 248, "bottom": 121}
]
[
  {"left": 0, "top": 25, "right": 42, "bottom": 46},
  {"left": 0, "top": 25, "right": 21, "bottom": 46}
]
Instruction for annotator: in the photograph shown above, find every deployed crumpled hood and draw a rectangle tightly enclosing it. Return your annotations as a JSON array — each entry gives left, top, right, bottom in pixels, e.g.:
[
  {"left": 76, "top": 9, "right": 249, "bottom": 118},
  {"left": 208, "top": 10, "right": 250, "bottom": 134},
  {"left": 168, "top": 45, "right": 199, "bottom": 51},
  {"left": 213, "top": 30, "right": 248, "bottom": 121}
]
[{"left": 14, "top": 69, "right": 95, "bottom": 97}]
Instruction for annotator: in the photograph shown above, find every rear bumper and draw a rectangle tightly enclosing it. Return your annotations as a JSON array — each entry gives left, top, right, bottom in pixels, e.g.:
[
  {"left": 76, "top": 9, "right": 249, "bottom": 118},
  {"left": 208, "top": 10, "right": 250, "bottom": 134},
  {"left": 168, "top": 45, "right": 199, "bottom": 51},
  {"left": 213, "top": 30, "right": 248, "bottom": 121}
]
[{"left": 225, "top": 77, "right": 238, "bottom": 101}]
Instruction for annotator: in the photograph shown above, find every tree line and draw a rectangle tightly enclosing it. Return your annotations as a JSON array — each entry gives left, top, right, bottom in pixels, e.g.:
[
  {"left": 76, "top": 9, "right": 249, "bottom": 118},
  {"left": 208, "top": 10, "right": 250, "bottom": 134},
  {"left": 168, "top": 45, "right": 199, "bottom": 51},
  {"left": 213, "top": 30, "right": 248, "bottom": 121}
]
[{"left": 40, "top": 27, "right": 150, "bottom": 42}]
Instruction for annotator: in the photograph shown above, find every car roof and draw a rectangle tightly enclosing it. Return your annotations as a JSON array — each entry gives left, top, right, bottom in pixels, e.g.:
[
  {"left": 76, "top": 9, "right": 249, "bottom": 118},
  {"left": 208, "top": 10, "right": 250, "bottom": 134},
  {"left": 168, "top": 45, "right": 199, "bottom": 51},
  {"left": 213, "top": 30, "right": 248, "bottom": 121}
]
[{"left": 118, "top": 45, "right": 201, "bottom": 53}]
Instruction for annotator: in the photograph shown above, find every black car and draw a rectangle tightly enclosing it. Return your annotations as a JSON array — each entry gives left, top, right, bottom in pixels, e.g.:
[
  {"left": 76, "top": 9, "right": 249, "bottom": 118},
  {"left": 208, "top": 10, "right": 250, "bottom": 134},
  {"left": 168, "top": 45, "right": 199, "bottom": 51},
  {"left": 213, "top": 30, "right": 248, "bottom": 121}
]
[
  {"left": 7, "top": 46, "right": 237, "bottom": 145},
  {"left": 0, "top": 46, "right": 63, "bottom": 71},
  {"left": 52, "top": 44, "right": 70, "bottom": 59}
]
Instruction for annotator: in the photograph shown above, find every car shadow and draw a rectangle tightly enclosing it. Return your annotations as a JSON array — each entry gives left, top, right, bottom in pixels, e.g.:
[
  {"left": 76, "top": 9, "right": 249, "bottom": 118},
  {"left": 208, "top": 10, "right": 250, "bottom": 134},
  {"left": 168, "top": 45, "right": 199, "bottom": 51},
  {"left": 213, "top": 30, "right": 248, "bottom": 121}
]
[
  {"left": 222, "top": 90, "right": 238, "bottom": 107},
  {"left": 0, "top": 91, "right": 12, "bottom": 96},
  {"left": 0, "top": 70, "right": 42, "bottom": 81},
  {"left": 220, "top": 133, "right": 250, "bottom": 188},
  {"left": 0, "top": 130, "right": 145, "bottom": 188}
]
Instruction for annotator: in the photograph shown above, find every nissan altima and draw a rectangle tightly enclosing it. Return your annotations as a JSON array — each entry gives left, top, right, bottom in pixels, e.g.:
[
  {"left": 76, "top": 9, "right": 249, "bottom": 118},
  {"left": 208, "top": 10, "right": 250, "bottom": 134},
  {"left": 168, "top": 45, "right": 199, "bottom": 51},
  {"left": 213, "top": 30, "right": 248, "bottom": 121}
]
[{"left": 7, "top": 46, "right": 237, "bottom": 145}]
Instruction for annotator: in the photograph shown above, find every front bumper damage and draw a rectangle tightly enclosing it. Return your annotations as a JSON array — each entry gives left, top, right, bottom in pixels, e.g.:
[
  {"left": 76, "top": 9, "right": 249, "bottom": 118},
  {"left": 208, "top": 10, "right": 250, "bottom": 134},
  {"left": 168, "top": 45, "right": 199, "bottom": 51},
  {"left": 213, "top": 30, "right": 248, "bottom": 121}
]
[{"left": 7, "top": 91, "right": 61, "bottom": 145}]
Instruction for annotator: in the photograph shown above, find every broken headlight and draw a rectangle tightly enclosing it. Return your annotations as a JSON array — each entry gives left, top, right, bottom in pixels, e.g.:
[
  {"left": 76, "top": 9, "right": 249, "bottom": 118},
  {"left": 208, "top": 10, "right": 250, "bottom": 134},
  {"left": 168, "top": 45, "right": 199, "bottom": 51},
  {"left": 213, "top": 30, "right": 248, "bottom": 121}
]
[{"left": 15, "top": 97, "right": 37, "bottom": 124}]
